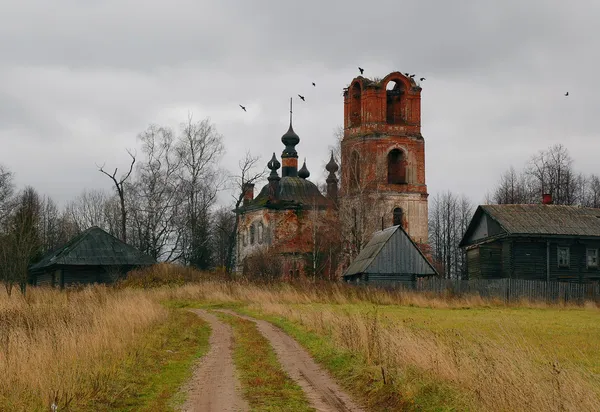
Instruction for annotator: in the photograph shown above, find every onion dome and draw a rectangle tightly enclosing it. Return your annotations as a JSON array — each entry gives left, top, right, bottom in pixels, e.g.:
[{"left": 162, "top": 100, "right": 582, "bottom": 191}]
[
  {"left": 298, "top": 159, "right": 310, "bottom": 179},
  {"left": 267, "top": 152, "right": 281, "bottom": 171},
  {"left": 325, "top": 151, "right": 339, "bottom": 174},
  {"left": 281, "top": 123, "right": 299, "bottom": 158},
  {"left": 267, "top": 152, "right": 281, "bottom": 181}
]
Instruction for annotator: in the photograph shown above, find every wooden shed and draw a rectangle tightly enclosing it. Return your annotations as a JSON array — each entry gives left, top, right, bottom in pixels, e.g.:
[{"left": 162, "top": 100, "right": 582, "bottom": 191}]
[
  {"left": 459, "top": 204, "right": 600, "bottom": 282},
  {"left": 342, "top": 225, "right": 437, "bottom": 285},
  {"left": 29, "top": 226, "right": 156, "bottom": 288}
]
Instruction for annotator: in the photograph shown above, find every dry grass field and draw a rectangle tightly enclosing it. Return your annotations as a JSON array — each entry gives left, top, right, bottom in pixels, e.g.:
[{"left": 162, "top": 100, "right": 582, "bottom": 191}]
[
  {"left": 160, "top": 280, "right": 600, "bottom": 412},
  {"left": 0, "top": 285, "right": 209, "bottom": 411},
  {"left": 1, "top": 266, "right": 599, "bottom": 411}
]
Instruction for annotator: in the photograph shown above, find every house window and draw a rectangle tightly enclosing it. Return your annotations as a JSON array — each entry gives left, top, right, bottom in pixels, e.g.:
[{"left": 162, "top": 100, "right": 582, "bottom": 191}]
[
  {"left": 587, "top": 249, "right": 598, "bottom": 268},
  {"left": 250, "top": 225, "right": 255, "bottom": 245},
  {"left": 557, "top": 247, "right": 570, "bottom": 268}
]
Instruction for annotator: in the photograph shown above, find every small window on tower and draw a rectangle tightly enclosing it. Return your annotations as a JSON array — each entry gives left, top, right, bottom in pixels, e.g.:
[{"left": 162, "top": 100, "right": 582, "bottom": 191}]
[
  {"left": 349, "top": 82, "right": 362, "bottom": 127},
  {"left": 388, "top": 149, "right": 407, "bottom": 184},
  {"left": 250, "top": 225, "right": 255, "bottom": 245},
  {"left": 386, "top": 80, "right": 405, "bottom": 125},
  {"left": 350, "top": 151, "right": 361, "bottom": 189},
  {"left": 393, "top": 207, "right": 403, "bottom": 227}
]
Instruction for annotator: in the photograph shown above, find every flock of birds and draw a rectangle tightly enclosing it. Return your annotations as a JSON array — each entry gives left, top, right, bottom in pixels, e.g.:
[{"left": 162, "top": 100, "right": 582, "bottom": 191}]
[{"left": 238, "top": 67, "right": 569, "bottom": 112}]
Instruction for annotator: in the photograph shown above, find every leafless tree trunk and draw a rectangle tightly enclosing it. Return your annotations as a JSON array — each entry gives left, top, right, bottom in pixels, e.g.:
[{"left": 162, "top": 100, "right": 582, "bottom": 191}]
[
  {"left": 176, "top": 115, "right": 225, "bottom": 268},
  {"left": 428, "top": 191, "right": 473, "bottom": 279},
  {"left": 0, "top": 187, "right": 43, "bottom": 295},
  {"left": 98, "top": 150, "right": 136, "bottom": 242},
  {"left": 128, "top": 124, "right": 184, "bottom": 261}
]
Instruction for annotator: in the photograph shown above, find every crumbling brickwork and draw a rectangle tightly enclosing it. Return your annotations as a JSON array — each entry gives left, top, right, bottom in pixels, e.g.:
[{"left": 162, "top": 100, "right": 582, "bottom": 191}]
[{"left": 340, "top": 71, "right": 429, "bottom": 245}]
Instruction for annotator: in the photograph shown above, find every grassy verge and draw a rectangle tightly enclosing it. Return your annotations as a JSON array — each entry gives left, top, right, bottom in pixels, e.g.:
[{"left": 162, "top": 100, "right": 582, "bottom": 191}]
[
  {"left": 215, "top": 311, "right": 314, "bottom": 412},
  {"left": 236, "top": 308, "right": 467, "bottom": 412},
  {"left": 91, "top": 309, "right": 210, "bottom": 411}
]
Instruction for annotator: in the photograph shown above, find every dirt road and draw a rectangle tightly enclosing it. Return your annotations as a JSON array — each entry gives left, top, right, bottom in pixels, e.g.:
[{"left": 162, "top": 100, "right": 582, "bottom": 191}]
[
  {"left": 217, "top": 309, "right": 364, "bottom": 412},
  {"left": 181, "top": 309, "right": 249, "bottom": 412}
]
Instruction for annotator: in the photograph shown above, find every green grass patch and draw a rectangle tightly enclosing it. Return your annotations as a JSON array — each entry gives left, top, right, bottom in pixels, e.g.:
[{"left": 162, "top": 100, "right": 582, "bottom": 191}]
[
  {"left": 84, "top": 309, "right": 210, "bottom": 412},
  {"left": 281, "top": 303, "right": 600, "bottom": 374},
  {"left": 215, "top": 311, "right": 314, "bottom": 412},
  {"left": 237, "top": 308, "right": 468, "bottom": 412}
]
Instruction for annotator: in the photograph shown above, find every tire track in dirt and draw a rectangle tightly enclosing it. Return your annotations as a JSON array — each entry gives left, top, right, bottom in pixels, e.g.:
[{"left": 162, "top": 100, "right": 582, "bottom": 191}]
[
  {"left": 182, "top": 309, "right": 249, "bottom": 412},
  {"left": 217, "top": 309, "right": 365, "bottom": 412}
]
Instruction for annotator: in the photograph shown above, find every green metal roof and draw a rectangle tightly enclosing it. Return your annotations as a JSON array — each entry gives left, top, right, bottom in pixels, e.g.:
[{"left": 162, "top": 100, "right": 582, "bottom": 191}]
[{"left": 30, "top": 226, "right": 156, "bottom": 271}]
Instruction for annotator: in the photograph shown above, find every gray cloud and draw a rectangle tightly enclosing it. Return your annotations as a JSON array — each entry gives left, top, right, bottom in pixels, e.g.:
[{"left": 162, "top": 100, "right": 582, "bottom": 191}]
[{"left": 0, "top": 0, "right": 599, "bottom": 208}]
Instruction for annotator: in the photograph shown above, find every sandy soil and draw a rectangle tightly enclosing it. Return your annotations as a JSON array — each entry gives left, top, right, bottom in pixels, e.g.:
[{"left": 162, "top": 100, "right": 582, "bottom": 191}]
[
  {"left": 217, "top": 309, "right": 365, "bottom": 412},
  {"left": 181, "top": 309, "right": 249, "bottom": 412}
]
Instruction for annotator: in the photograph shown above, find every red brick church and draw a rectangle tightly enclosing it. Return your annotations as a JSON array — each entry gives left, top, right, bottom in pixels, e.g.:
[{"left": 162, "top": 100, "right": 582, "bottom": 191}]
[{"left": 235, "top": 71, "right": 429, "bottom": 278}]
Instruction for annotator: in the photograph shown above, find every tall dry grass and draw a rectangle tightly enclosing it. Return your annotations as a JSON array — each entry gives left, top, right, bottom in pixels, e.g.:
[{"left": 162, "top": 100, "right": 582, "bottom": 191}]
[
  {"left": 157, "top": 281, "right": 600, "bottom": 412},
  {"left": 0, "top": 285, "right": 166, "bottom": 411}
]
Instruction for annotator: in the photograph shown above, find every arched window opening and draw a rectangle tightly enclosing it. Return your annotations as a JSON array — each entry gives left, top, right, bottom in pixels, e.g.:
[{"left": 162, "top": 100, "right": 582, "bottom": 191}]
[
  {"left": 388, "top": 149, "right": 407, "bottom": 184},
  {"left": 250, "top": 225, "right": 255, "bottom": 245},
  {"left": 350, "top": 151, "right": 361, "bottom": 189},
  {"left": 349, "top": 82, "right": 362, "bottom": 127},
  {"left": 386, "top": 80, "right": 405, "bottom": 125},
  {"left": 393, "top": 207, "right": 403, "bottom": 227},
  {"left": 257, "top": 222, "right": 264, "bottom": 244}
]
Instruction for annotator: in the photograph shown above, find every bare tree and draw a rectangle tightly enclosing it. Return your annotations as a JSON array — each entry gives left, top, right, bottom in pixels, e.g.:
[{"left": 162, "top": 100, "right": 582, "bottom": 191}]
[
  {"left": 229, "top": 151, "right": 266, "bottom": 273},
  {"left": 0, "top": 187, "right": 43, "bottom": 295},
  {"left": 98, "top": 150, "right": 136, "bottom": 242},
  {"left": 129, "top": 124, "right": 183, "bottom": 261},
  {"left": 0, "top": 164, "right": 14, "bottom": 227},
  {"left": 211, "top": 206, "right": 236, "bottom": 270},
  {"left": 582, "top": 174, "right": 600, "bottom": 208},
  {"left": 65, "top": 189, "right": 113, "bottom": 232},
  {"left": 176, "top": 116, "right": 225, "bottom": 268},
  {"left": 429, "top": 191, "right": 473, "bottom": 279}
]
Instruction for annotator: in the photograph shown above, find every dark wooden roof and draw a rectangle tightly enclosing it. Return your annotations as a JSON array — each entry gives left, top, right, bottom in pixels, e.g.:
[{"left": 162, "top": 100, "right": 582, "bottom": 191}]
[
  {"left": 343, "top": 225, "right": 437, "bottom": 277},
  {"left": 460, "top": 204, "right": 600, "bottom": 247},
  {"left": 30, "top": 226, "right": 156, "bottom": 271}
]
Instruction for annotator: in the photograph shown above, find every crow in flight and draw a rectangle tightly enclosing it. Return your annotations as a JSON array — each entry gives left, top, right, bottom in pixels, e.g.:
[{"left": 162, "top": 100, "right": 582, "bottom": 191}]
[
  {"left": 409, "top": 74, "right": 415, "bottom": 78},
  {"left": 565, "top": 92, "right": 569, "bottom": 96},
  {"left": 312, "top": 82, "right": 316, "bottom": 87},
  {"left": 358, "top": 67, "right": 364, "bottom": 74},
  {"left": 404, "top": 72, "right": 410, "bottom": 76},
  {"left": 420, "top": 77, "right": 426, "bottom": 81},
  {"left": 239, "top": 105, "right": 246, "bottom": 111},
  {"left": 298, "top": 94, "right": 305, "bottom": 101}
]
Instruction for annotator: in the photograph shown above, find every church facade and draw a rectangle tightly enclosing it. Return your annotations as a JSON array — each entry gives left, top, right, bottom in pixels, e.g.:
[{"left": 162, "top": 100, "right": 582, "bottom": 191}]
[{"left": 235, "top": 71, "right": 429, "bottom": 277}]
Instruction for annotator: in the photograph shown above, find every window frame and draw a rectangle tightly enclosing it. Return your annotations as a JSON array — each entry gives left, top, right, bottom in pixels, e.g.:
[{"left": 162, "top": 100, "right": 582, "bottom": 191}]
[
  {"left": 557, "top": 246, "right": 570, "bottom": 268},
  {"left": 587, "top": 248, "right": 599, "bottom": 268}
]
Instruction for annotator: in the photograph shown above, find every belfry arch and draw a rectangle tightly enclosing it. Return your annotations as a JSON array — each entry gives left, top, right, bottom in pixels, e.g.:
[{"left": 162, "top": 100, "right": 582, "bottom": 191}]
[{"left": 385, "top": 79, "right": 405, "bottom": 125}]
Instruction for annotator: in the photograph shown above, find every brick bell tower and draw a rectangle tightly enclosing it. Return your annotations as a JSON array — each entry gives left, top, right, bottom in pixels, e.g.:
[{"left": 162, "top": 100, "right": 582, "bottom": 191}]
[{"left": 340, "top": 71, "right": 429, "bottom": 245}]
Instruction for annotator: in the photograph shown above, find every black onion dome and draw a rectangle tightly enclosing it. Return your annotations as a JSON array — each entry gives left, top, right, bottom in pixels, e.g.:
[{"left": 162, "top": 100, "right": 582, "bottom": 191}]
[
  {"left": 267, "top": 152, "right": 281, "bottom": 171},
  {"left": 298, "top": 159, "right": 310, "bottom": 179},
  {"left": 281, "top": 123, "right": 300, "bottom": 157},
  {"left": 326, "top": 152, "right": 339, "bottom": 173}
]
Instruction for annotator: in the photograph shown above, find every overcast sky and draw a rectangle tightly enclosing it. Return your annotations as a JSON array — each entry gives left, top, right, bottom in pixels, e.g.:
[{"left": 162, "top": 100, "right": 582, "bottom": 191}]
[{"left": 1, "top": 0, "right": 599, "bottom": 209}]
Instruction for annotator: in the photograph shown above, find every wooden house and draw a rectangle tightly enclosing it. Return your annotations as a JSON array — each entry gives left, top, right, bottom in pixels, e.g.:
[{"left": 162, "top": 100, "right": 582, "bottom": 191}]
[
  {"left": 342, "top": 225, "right": 437, "bottom": 285},
  {"left": 459, "top": 204, "right": 600, "bottom": 282},
  {"left": 29, "top": 226, "right": 156, "bottom": 288}
]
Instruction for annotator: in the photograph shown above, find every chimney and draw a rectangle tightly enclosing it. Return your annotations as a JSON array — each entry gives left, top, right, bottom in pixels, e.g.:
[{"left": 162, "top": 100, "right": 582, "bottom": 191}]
[
  {"left": 243, "top": 183, "right": 255, "bottom": 206},
  {"left": 542, "top": 193, "right": 553, "bottom": 205}
]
